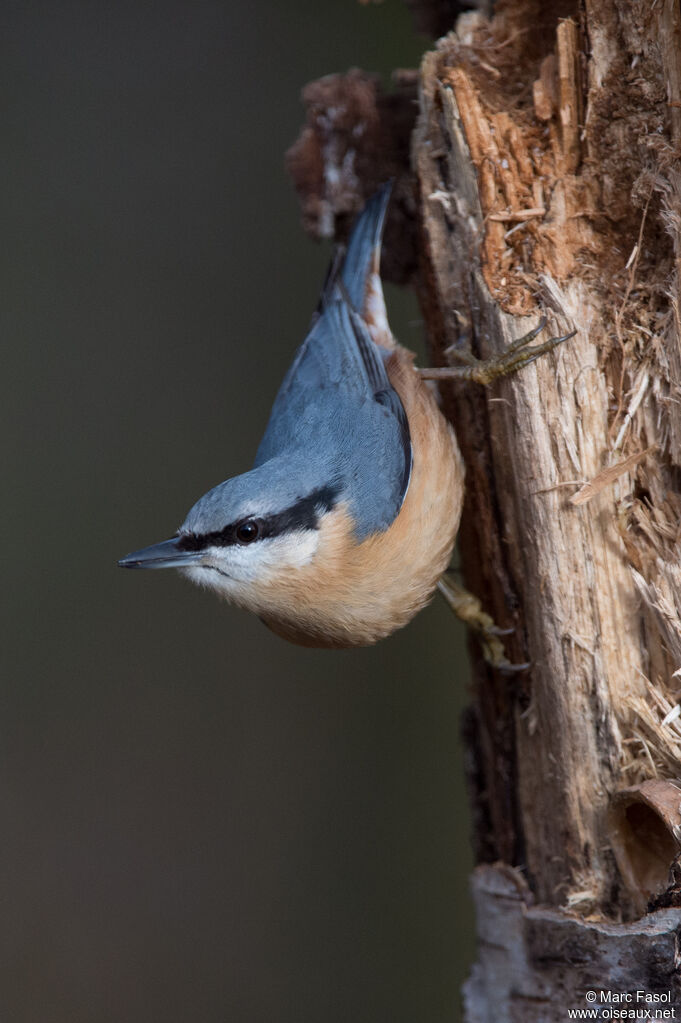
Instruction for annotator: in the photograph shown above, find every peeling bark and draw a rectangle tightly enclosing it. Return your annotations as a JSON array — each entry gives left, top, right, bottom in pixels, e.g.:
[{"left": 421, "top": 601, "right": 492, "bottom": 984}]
[{"left": 464, "top": 864, "right": 681, "bottom": 1022}]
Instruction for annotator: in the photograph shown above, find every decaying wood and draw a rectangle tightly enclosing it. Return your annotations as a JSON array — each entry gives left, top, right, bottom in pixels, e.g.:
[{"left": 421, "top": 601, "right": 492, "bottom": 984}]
[
  {"left": 285, "top": 68, "right": 419, "bottom": 285},
  {"left": 287, "top": 0, "right": 681, "bottom": 1012},
  {"left": 415, "top": 35, "right": 646, "bottom": 911},
  {"left": 464, "top": 864, "right": 681, "bottom": 1022},
  {"left": 410, "top": 0, "right": 681, "bottom": 917},
  {"left": 569, "top": 447, "right": 655, "bottom": 507},
  {"left": 410, "top": 1, "right": 681, "bottom": 1010},
  {"left": 609, "top": 779, "right": 681, "bottom": 915}
]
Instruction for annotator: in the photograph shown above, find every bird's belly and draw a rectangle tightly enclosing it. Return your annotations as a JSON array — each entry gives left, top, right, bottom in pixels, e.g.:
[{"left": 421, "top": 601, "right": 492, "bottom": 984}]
[{"left": 258, "top": 348, "right": 465, "bottom": 648}]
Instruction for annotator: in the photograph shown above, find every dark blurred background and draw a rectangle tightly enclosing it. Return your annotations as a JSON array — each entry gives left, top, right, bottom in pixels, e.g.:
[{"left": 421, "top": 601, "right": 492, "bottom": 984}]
[{"left": 1, "top": 1, "right": 473, "bottom": 1020}]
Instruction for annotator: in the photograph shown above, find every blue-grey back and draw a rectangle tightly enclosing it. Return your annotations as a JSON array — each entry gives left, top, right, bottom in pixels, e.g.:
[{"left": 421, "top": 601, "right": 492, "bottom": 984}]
[
  {"left": 253, "top": 308, "right": 409, "bottom": 538},
  {"left": 252, "top": 187, "right": 411, "bottom": 539}
]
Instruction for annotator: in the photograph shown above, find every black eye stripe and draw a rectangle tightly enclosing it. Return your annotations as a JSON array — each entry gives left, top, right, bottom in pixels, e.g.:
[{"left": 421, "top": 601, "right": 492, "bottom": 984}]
[{"left": 177, "top": 484, "right": 339, "bottom": 552}]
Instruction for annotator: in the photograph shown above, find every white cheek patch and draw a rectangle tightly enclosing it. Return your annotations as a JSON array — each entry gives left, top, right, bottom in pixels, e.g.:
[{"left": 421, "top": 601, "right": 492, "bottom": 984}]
[
  {"left": 181, "top": 563, "right": 227, "bottom": 595},
  {"left": 180, "top": 529, "right": 320, "bottom": 600},
  {"left": 220, "top": 530, "right": 319, "bottom": 581}
]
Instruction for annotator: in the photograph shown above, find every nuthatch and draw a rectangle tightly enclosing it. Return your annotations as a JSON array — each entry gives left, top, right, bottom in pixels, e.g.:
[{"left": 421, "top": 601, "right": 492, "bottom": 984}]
[{"left": 119, "top": 186, "right": 573, "bottom": 648}]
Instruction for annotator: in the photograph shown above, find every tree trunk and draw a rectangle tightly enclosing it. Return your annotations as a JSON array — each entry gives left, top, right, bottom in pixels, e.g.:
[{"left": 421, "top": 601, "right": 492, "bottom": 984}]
[{"left": 287, "top": 1, "right": 681, "bottom": 1016}]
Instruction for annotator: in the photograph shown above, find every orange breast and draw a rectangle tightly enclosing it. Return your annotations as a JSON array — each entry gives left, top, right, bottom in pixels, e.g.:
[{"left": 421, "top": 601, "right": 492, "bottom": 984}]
[{"left": 256, "top": 346, "right": 465, "bottom": 647}]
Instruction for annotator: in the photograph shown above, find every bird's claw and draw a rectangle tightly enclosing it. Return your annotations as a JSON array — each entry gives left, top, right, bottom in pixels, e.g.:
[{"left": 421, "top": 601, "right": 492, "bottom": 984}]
[
  {"left": 437, "top": 574, "right": 529, "bottom": 673},
  {"left": 419, "top": 318, "right": 577, "bottom": 385}
]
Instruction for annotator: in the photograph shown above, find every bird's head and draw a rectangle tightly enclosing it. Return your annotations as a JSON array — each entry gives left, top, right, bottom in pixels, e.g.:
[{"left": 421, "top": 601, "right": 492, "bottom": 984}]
[{"left": 118, "top": 454, "right": 342, "bottom": 609}]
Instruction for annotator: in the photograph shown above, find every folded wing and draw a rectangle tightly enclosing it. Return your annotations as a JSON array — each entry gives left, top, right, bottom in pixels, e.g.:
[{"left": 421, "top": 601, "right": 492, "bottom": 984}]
[{"left": 253, "top": 186, "right": 412, "bottom": 538}]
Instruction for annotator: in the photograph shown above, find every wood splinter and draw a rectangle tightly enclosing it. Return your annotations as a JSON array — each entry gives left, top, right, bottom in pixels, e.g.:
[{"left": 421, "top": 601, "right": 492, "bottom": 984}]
[{"left": 488, "top": 208, "right": 546, "bottom": 222}]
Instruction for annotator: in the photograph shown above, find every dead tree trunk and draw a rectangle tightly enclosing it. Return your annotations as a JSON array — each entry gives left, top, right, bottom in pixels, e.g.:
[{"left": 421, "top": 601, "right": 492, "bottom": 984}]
[{"left": 287, "top": 1, "right": 681, "bottom": 1016}]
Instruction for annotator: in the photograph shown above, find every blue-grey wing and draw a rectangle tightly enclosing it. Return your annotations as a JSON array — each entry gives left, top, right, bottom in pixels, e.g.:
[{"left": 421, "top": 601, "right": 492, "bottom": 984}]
[
  {"left": 255, "top": 297, "right": 406, "bottom": 454},
  {"left": 256, "top": 182, "right": 400, "bottom": 460},
  {"left": 253, "top": 185, "right": 411, "bottom": 537},
  {"left": 340, "top": 183, "right": 391, "bottom": 312},
  {"left": 253, "top": 300, "right": 411, "bottom": 537},
  {"left": 314, "top": 183, "right": 391, "bottom": 317}
]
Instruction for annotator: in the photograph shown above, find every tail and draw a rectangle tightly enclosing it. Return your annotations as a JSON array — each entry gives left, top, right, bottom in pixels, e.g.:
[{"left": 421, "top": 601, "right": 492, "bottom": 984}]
[{"left": 340, "top": 182, "right": 392, "bottom": 313}]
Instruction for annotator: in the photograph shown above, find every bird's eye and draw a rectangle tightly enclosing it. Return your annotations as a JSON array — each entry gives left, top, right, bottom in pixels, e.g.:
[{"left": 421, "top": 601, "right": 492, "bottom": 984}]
[{"left": 236, "top": 520, "right": 260, "bottom": 544}]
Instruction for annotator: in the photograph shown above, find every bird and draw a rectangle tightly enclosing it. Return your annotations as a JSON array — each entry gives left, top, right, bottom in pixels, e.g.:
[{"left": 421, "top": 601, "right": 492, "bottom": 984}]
[{"left": 119, "top": 185, "right": 573, "bottom": 648}]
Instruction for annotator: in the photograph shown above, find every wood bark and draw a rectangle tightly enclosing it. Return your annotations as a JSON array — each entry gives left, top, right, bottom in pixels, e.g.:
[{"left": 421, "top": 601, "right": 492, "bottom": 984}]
[
  {"left": 412, "top": 0, "right": 681, "bottom": 895},
  {"left": 463, "top": 864, "right": 681, "bottom": 1021},
  {"left": 287, "top": 0, "right": 681, "bottom": 1015}
]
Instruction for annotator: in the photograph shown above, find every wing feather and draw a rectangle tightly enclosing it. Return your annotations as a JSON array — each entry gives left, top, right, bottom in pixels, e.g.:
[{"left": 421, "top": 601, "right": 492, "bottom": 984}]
[{"left": 253, "top": 185, "right": 412, "bottom": 535}]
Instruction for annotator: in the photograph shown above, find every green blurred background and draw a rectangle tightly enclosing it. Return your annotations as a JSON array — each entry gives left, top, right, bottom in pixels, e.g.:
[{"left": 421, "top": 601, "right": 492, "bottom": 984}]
[{"left": 2, "top": 1, "right": 474, "bottom": 1019}]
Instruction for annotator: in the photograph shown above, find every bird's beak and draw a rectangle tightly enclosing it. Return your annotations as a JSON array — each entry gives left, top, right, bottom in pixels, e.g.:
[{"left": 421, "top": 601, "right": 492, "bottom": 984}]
[{"left": 118, "top": 537, "right": 204, "bottom": 570}]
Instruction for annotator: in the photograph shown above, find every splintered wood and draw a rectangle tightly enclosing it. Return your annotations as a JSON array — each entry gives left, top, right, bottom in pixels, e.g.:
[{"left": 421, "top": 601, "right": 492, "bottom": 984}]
[
  {"left": 569, "top": 447, "right": 656, "bottom": 506},
  {"left": 435, "top": 19, "right": 596, "bottom": 315},
  {"left": 285, "top": 0, "right": 681, "bottom": 938},
  {"left": 556, "top": 18, "right": 581, "bottom": 174},
  {"left": 415, "top": 0, "right": 681, "bottom": 921}
]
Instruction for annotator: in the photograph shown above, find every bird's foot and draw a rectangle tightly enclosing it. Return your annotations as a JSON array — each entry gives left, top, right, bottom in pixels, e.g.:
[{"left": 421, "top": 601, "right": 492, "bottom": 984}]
[
  {"left": 418, "top": 318, "right": 577, "bottom": 386},
  {"left": 437, "top": 574, "right": 529, "bottom": 673}
]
